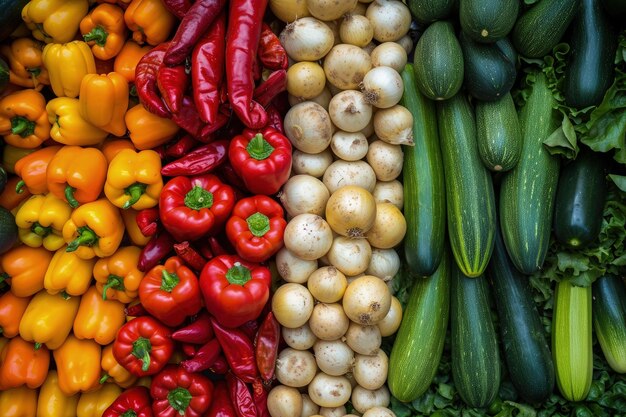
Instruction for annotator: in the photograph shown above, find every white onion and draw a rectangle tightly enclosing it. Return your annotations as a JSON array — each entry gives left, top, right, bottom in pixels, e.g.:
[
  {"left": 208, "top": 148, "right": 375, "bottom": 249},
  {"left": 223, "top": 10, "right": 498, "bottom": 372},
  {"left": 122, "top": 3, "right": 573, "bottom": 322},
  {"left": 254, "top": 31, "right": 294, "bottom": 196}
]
[
  {"left": 365, "top": 248, "right": 401, "bottom": 280},
  {"left": 308, "top": 373, "right": 352, "bottom": 408},
  {"left": 326, "top": 236, "right": 372, "bottom": 276},
  {"left": 373, "top": 104, "right": 414, "bottom": 145},
  {"left": 361, "top": 42, "right": 377, "bottom": 55},
  {"left": 276, "top": 348, "right": 318, "bottom": 387},
  {"left": 366, "top": 0, "right": 411, "bottom": 42},
  {"left": 397, "top": 34, "right": 414, "bottom": 55},
  {"left": 323, "top": 44, "right": 372, "bottom": 90},
  {"left": 280, "top": 175, "right": 330, "bottom": 218},
  {"left": 301, "top": 394, "right": 320, "bottom": 417},
  {"left": 314, "top": 339, "right": 355, "bottom": 376},
  {"left": 308, "top": 302, "right": 350, "bottom": 341},
  {"left": 323, "top": 160, "right": 377, "bottom": 193},
  {"left": 339, "top": 14, "right": 373, "bottom": 47},
  {"left": 284, "top": 214, "right": 333, "bottom": 260},
  {"left": 353, "top": 349, "right": 389, "bottom": 390},
  {"left": 324, "top": 20, "right": 341, "bottom": 47},
  {"left": 366, "top": 140, "right": 404, "bottom": 181},
  {"left": 361, "top": 117, "right": 375, "bottom": 138},
  {"left": 292, "top": 149, "right": 334, "bottom": 178},
  {"left": 319, "top": 406, "right": 346, "bottom": 417},
  {"left": 267, "top": 385, "right": 304, "bottom": 417},
  {"left": 282, "top": 322, "right": 317, "bottom": 350},
  {"left": 351, "top": 385, "right": 391, "bottom": 414},
  {"left": 325, "top": 185, "right": 377, "bottom": 238},
  {"left": 287, "top": 61, "right": 327, "bottom": 100},
  {"left": 284, "top": 102, "right": 333, "bottom": 154},
  {"left": 350, "top": 1, "right": 368, "bottom": 15},
  {"left": 342, "top": 275, "right": 391, "bottom": 325},
  {"left": 280, "top": 17, "right": 334, "bottom": 61},
  {"left": 370, "top": 42, "right": 408, "bottom": 73},
  {"left": 372, "top": 180, "right": 404, "bottom": 210},
  {"left": 345, "top": 322, "right": 382, "bottom": 355},
  {"left": 275, "top": 247, "right": 318, "bottom": 284},
  {"left": 330, "top": 130, "right": 369, "bottom": 161},
  {"left": 307, "top": 266, "right": 347, "bottom": 303},
  {"left": 307, "top": 0, "right": 358, "bottom": 21},
  {"left": 377, "top": 295, "right": 402, "bottom": 337},
  {"left": 361, "top": 66, "right": 404, "bottom": 109},
  {"left": 272, "top": 283, "right": 315, "bottom": 328},
  {"left": 289, "top": 87, "right": 333, "bottom": 110},
  {"left": 365, "top": 202, "right": 406, "bottom": 249},
  {"left": 362, "top": 407, "right": 396, "bottom": 417},
  {"left": 328, "top": 90, "right": 373, "bottom": 133}
]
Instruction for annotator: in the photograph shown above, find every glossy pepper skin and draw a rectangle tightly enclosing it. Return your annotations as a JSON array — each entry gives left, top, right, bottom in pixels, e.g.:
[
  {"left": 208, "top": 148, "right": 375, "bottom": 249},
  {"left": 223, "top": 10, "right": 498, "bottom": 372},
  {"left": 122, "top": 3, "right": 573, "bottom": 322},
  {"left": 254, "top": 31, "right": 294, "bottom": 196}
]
[
  {"left": 37, "top": 370, "right": 81, "bottom": 417},
  {"left": 0, "top": 291, "right": 31, "bottom": 338},
  {"left": 0, "top": 245, "right": 52, "bottom": 297},
  {"left": 42, "top": 41, "right": 96, "bottom": 98},
  {"left": 103, "top": 386, "right": 153, "bottom": 417},
  {"left": 225, "top": 195, "right": 286, "bottom": 263},
  {"left": 258, "top": 23, "right": 289, "bottom": 71},
  {"left": 114, "top": 40, "right": 152, "bottom": 84},
  {"left": 150, "top": 365, "right": 214, "bottom": 417},
  {"left": 21, "top": 0, "right": 89, "bottom": 44},
  {"left": 19, "top": 290, "right": 80, "bottom": 349},
  {"left": 124, "top": 0, "right": 177, "bottom": 46},
  {"left": 121, "top": 208, "right": 152, "bottom": 246},
  {"left": 0, "top": 386, "right": 38, "bottom": 417},
  {"left": 79, "top": 72, "right": 129, "bottom": 137},
  {"left": 160, "top": 140, "right": 229, "bottom": 177},
  {"left": 100, "top": 344, "right": 138, "bottom": 388},
  {"left": 200, "top": 255, "right": 271, "bottom": 328},
  {"left": 93, "top": 246, "right": 145, "bottom": 303},
  {"left": 135, "top": 43, "right": 170, "bottom": 118},
  {"left": 44, "top": 247, "right": 96, "bottom": 296},
  {"left": 77, "top": 383, "right": 122, "bottom": 417},
  {"left": 47, "top": 146, "right": 108, "bottom": 208},
  {"left": 138, "top": 256, "right": 203, "bottom": 327},
  {"left": 14, "top": 193, "right": 72, "bottom": 251},
  {"left": 205, "top": 380, "right": 237, "bottom": 417},
  {"left": 255, "top": 311, "right": 280, "bottom": 384},
  {"left": 0, "top": 37, "right": 50, "bottom": 89},
  {"left": 113, "top": 316, "right": 174, "bottom": 377},
  {"left": 0, "top": 88, "right": 51, "bottom": 149},
  {"left": 159, "top": 174, "right": 235, "bottom": 242},
  {"left": 101, "top": 138, "right": 137, "bottom": 163},
  {"left": 54, "top": 335, "right": 102, "bottom": 396},
  {"left": 47, "top": 97, "right": 109, "bottom": 146},
  {"left": 80, "top": 4, "right": 128, "bottom": 60},
  {"left": 13, "top": 145, "right": 61, "bottom": 195},
  {"left": 228, "top": 127, "right": 292, "bottom": 195},
  {"left": 104, "top": 149, "right": 163, "bottom": 210},
  {"left": 0, "top": 336, "right": 50, "bottom": 390},
  {"left": 0, "top": 176, "right": 32, "bottom": 210},
  {"left": 73, "top": 286, "right": 126, "bottom": 345},
  {"left": 125, "top": 104, "right": 180, "bottom": 150}
]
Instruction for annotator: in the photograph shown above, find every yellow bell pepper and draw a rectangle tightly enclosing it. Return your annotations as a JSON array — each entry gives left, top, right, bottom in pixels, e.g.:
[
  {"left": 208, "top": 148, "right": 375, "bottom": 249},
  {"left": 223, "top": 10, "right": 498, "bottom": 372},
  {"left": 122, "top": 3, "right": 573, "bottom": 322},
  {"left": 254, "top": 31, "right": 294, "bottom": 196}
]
[
  {"left": 104, "top": 149, "right": 162, "bottom": 210},
  {"left": 14, "top": 193, "right": 72, "bottom": 251},
  {"left": 22, "top": 0, "right": 89, "bottom": 44},
  {"left": 0, "top": 37, "right": 50, "bottom": 89},
  {"left": 125, "top": 103, "right": 179, "bottom": 150},
  {"left": 19, "top": 289, "right": 81, "bottom": 350},
  {"left": 93, "top": 246, "right": 144, "bottom": 303},
  {"left": 0, "top": 386, "right": 38, "bottom": 417},
  {"left": 0, "top": 245, "right": 53, "bottom": 297},
  {"left": 47, "top": 97, "right": 109, "bottom": 146},
  {"left": 100, "top": 344, "right": 137, "bottom": 388},
  {"left": 79, "top": 72, "right": 129, "bottom": 137},
  {"left": 124, "top": 0, "right": 176, "bottom": 46},
  {"left": 120, "top": 208, "right": 151, "bottom": 246},
  {"left": 42, "top": 41, "right": 96, "bottom": 98},
  {"left": 53, "top": 335, "right": 102, "bottom": 396},
  {"left": 44, "top": 246, "right": 96, "bottom": 296},
  {"left": 0, "top": 89, "right": 51, "bottom": 149},
  {"left": 73, "top": 286, "right": 126, "bottom": 345},
  {"left": 77, "top": 384, "right": 122, "bottom": 417},
  {"left": 36, "top": 370, "right": 80, "bottom": 417}
]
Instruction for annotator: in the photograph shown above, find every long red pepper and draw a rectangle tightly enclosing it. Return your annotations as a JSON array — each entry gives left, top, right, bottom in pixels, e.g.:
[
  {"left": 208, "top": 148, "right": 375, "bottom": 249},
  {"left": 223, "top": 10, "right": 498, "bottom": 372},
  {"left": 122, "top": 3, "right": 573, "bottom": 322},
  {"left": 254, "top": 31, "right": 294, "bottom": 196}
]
[
  {"left": 165, "top": 135, "right": 199, "bottom": 159},
  {"left": 253, "top": 69, "right": 287, "bottom": 108},
  {"left": 161, "top": 0, "right": 192, "bottom": 19},
  {"left": 173, "top": 241, "right": 208, "bottom": 272},
  {"left": 206, "top": 381, "right": 237, "bottom": 417},
  {"left": 257, "top": 23, "right": 288, "bottom": 71},
  {"left": 211, "top": 318, "right": 258, "bottom": 383},
  {"left": 164, "top": 0, "right": 228, "bottom": 66},
  {"left": 136, "top": 207, "right": 160, "bottom": 237},
  {"left": 138, "top": 231, "right": 175, "bottom": 272},
  {"left": 225, "top": 0, "right": 269, "bottom": 129},
  {"left": 252, "top": 378, "right": 270, "bottom": 417},
  {"left": 172, "top": 312, "right": 214, "bottom": 344},
  {"left": 125, "top": 303, "right": 148, "bottom": 317},
  {"left": 157, "top": 64, "right": 188, "bottom": 114},
  {"left": 255, "top": 312, "right": 280, "bottom": 384},
  {"left": 226, "top": 372, "right": 257, "bottom": 417},
  {"left": 160, "top": 140, "right": 229, "bottom": 176},
  {"left": 171, "top": 96, "right": 210, "bottom": 139},
  {"left": 182, "top": 343, "right": 197, "bottom": 358},
  {"left": 135, "top": 43, "right": 171, "bottom": 118},
  {"left": 266, "top": 104, "right": 284, "bottom": 134},
  {"left": 181, "top": 339, "right": 222, "bottom": 373},
  {"left": 210, "top": 355, "right": 229, "bottom": 374}
]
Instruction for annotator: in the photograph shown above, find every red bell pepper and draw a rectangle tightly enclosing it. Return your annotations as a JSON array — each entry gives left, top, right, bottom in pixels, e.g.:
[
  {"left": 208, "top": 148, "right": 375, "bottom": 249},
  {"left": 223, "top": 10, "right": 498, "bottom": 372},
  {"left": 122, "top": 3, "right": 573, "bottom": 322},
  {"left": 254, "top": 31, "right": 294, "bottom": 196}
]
[
  {"left": 150, "top": 365, "right": 214, "bottom": 417},
  {"left": 199, "top": 254, "right": 271, "bottom": 328},
  {"left": 113, "top": 316, "right": 174, "bottom": 377},
  {"left": 225, "top": 195, "right": 286, "bottom": 263},
  {"left": 159, "top": 174, "right": 236, "bottom": 242},
  {"left": 103, "top": 386, "right": 153, "bottom": 417},
  {"left": 228, "top": 127, "right": 292, "bottom": 196},
  {"left": 138, "top": 256, "right": 203, "bottom": 327}
]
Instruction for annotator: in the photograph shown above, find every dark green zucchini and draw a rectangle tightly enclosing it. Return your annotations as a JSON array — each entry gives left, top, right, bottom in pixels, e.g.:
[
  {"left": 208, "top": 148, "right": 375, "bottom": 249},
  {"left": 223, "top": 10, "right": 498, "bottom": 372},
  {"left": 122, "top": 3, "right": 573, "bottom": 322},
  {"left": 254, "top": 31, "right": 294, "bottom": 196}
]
[
  {"left": 401, "top": 65, "right": 446, "bottom": 277},
  {"left": 459, "top": 0, "right": 519, "bottom": 43},
  {"left": 553, "top": 149, "right": 607, "bottom": 249},
  {"left": 487, "top": 225, "right": 555, "bottom": 404},
  {"left": 0, "top": 57, "right": 8, "bottom": 94},
  {"left": 593, "top": 275, "right": 626, "bottom": 374},
  {"left": 495, "top": 37, "right": 518, "bottom": 68},
  {"left": 564, "top": 0, "right": 618, "bottom": 109},
  {"left": 0, "top": 206, "right": 17, "bottom": 255},
  {"left": 407, "top": 0, "right": 457, "bottom": 23},
  {"left": 0, "top": 0, "right": 29, "bottom": 43}
]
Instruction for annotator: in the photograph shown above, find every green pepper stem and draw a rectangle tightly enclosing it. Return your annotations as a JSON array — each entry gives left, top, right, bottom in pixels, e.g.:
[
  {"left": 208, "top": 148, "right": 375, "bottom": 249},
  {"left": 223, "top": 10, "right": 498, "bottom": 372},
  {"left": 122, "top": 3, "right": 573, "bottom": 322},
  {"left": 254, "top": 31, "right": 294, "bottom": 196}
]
[
  {"left": 60, "top": 290, "right": 70, "bottom": 300},
  {"left": 83, "top": 25, "right": 109, "bottom": 47},
  {"left": 123, "top": 183, "right": 147, "bottom": 209},
  {"left": 34, "top": 342, "right": 42, "bottom": 350},
  {"left": 121, "top": 411, "right": 138, "bottom": 417},
  {"left": 184, "top": 185, "right": 213, "bottom": 211},
  {"left": 66, "top": 226, "right": 98, "bottom": 252},
  {"left": 246, "top": 212, "right": 270, "bottom": 237},
  {"left": 129, "top": 84, "right": 138, "bottom": 97},
  {"left": 99, "top": 374, "right": 109, "bottom": 384},
  {"left": 131, "top": 337, "right": 152, "bottom": 372},
  {"left": 246, "top": 133, "right": 274, "bottom": 160},
  {"left": 27, "top": 67, "right": 41, "bottom": 78},
  {"left": 64, "top": 185, "right": 80, "bottom": 208},
  {"left": 102, "top": 274, "right": 125, "bottom": 300},
  {"left": 225, "top": 262, "right": 252, "bottom": 286},
  {"left": 167, "top": 387, "right": 193, "bottom": 415},
  {"left": 160, "top": 270, "right": 180, "bottom": 293},
  {"left": 15, "top": 180, "right": 25, "bottom": 194},
  {"left": 0, "top": 273, "right": 9, "bottom": 290},
  {"left": 31, "top": 221, "right": 52, "bottom": 237},
  {"left": 10, "top": 116, "right": 35, "bottom": 137}
]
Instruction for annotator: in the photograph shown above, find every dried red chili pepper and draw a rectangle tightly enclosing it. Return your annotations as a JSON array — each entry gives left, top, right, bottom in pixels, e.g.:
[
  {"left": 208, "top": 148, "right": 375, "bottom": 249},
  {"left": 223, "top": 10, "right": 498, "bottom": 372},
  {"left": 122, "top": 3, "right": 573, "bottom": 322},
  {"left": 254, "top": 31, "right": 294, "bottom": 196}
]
[
  {"left": 239, "top": 320, "right": 260, "bottom": 343},
  {"left": 136, "top": 207, "right": 160, "bottom": 237},
  {"left": 157, "top": 64, "right": 188, "bottom": 114},
  {"left": 180, "top": 338, "right": 221, "bottom": 373},
  {"left": 253, "top": 69, "right": 287, "bottom": 108},
  {"left": 211, "top": 318, "right": 258, "bottom": 383},
  {"left": 165, "top": 134, "right": 198, "bottom": 159},
  {"left": 207, "top": 236, "right": 231, "bottom": 257},
  {"left": 206, "top": 380, "right": 237, "bottom": 417},
  {"left": 266, "top": 104, "right": 284, "bottom": 134},
  {"left": 138, "top": 231, "right": 175, "bottom": 272},
  {"left": 210, "top": 355, "right": 229, "bottom": 374},
  {"left": 226, "top": 372, "right": 257, "bottom": 417},
  {"left": 215, "top": 160, "right": 248, "bottom": 194},
  {"left": 161, "top": 0, "right": 192, "bottom": 19},
  {"left": 170, "top": 95, "right": 208, "bottom": 139},
  {"left": 257, "top": 23, "right": 288, "bottom": 71},
  {"left": 172, "top": 312, "right": 214, "bottom": 344},
  {"left": 160, "top": 140, "right": 229, "bottom": 176},
  {"left": 252, "top": 378, "right": 270, "bottom": 417},
  {"left": 135, "top": 43, "right": 170, "bottom": 118},
  {"left": 173, "top": 241, "right": 208, "bottom": 272},
  {"left": 182, "top": 343, "right": 197, "bottom": 358},
  {"left": 125, "top": 303, "right": 148, "bottom": 317},
  {"left": 255, "top": 312, "right": 280, "bottom": 384}
]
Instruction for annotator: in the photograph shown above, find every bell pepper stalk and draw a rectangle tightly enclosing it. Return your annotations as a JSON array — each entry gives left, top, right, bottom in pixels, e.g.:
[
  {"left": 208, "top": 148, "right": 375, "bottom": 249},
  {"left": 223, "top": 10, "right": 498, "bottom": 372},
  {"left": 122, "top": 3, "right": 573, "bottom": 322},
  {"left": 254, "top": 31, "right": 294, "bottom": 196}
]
[
  {"left": 42, "top": 41, "right": 97, "bottom": 99},
  {"left": 13, "top": 146, "right": 61, "bottom": 195},
  {"left": 159, "top": 174, "right": 235, "bottom": 242},
  {"left": 113, "top": 316, "right": 174, "bottom": 377},
  {"left": 0, "top": 89, "right": 51, "bottom": 149},
  {"left": 79, "top": 3, "right": 128, "bottom": 60},
  {"left": 225, "top": 195, "right": 287, "bottom": 263},
  {"left": 228, "top": 127, "right": 292, "bottom": 196},
  {"left": 200, "top": 254, "right": 271, "bottom": 329},
  {"left": 160, "top": 140, "right": 229, "bottom": 177},
  {"left": 53, "top": 335, "right": 102, "bottom": 395},
  {"left": 100, "top": 344, "right": 138, "bottom": 388},
  {"left": 14, "top": 193, "right": 72, "bottom": 252},
  {"left": 150, "top": 365, "right": 214, "bottom": 417},
  {"left": 0, "top": 336, "right": 50, "bottom": 390},
  {"left": 0, "top": 38, "right": 50, "bottom": 89},
  {"left": 171, "top": 312, "right": 214, "bottom": 344},
  {"left": 103, "top": 386, "right": 153, "bottom": 417},
  {"left": 138, "top": 256, "right": 203, "bottom": 327},
  {"left": 79, "top": 72, "right": 130, "bottom": 137},
  {"left": 93, "top": 246, "right": 145, "bottom": 303},
  {"left": 104, "top": 149, "right": 163, "bottom": 210},
  {"left": 43, "top": 247, "right": 97, "bottom": 297}
]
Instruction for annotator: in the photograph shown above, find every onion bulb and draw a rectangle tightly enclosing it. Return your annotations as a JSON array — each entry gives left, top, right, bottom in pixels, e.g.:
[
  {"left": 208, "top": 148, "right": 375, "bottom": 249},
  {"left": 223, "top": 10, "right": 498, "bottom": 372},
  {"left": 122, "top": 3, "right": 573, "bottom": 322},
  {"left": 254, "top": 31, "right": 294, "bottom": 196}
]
[
  {"left": 302, "top": 395, "right": 321, "bottom": 417},
  {"left": 284, "top": 102, "right": 333, "bottom": 153},
  {"left": 377, "top": 296, "right": 403, "bottom": 337},
  {"left": 361, "top": 66, "right": 404, "bottom": 109},
  {"left": 372, "top": 180, "right": 404, "bottom": 210},
  {"left": 373, "top": 104, "right": 414, "bottom": 145},
  {"left": 323, "top": 44, "right": 372, "bottom": 90},
  {"left": 339, "top": 14, "right": 373, "bottom": 47},
  {"left": 326, "top": 236, "right": 372, "bottom": 276},
  {"left": 314, "top": 339, "right": 354, "bottom": 376},
  {"left": 366, "top": 0, "right": 411, "bottom": 42},
  {"left": 365, "top": 248, "right": 401, "bottom": 281},
  {"left": 397, "top": 34, "right": 414, "bottom": 55},
  {"left": 280, "top": 17, "right": 334, "bottom": 61},
  {"left": 328, "top": 90, "right": 373, "bottom": 133},
  {"left": 267, "top": 385, "right": 303, "bottom": 417},
  {"left": 342, "top": 275, "right": 391, "bottom": 325},
  {"left": 282, "top": 323, "right": 317, "bottom": 350},
  {"left": 362, "top": 407, "right": 396, "bottom": 417},
  {"left": 371, "top": 42, "right": 408, "bottom": 73},
  {"left": 284, "top": 213, "right": 333, "bottom": 260},
  {"left": 287, "top": 62, "right": 327, "bottom": 100},
  {"left": 280, "top": 175, "right": 330, "bottom": 217},
  {"left": 330, "top": 130, "right": 369, "bottom": 161},
  {"left": 307, "top": 0, "right": 358, "bottom": 21},
  {"left": 325, "top": 185, "right": 377, "bottom": 238},
  {"left": 308, "top": 373, "right": 352, "bottom": 408},
  {"left": 275, "top": 348, "right": 318, "bottom": 387},
  {"left": 308, "top": 303, "right": 350, "bottom": 341},
  {"left": 345, "top": 322, "right": 382, "bottom": 355},
  {"left": 275, "top": 247, "right": 318, "bottom": 284},
  {"left": 272, "top": 283, "right": 315, "bottom": 328},
  {"left": 366, "top": 140, "right": 404, "bottom": 181},
  {"left": 288, "top": 87, "right": 332, "bottom": 110},
  {"left": 352, "top": 349, "right": 389, "bottom": 390},
  {"left": 307, "top": 266, "right": 347, "bottom": 303},
  {"left": 323, "top": 160, "right": 377, "bottom": 193},
  {"left": 365, "top": 202, "right": 406, "bottom": 249},
  {"left": 292, "top": 149, "right": 334, "bottom": 178}
]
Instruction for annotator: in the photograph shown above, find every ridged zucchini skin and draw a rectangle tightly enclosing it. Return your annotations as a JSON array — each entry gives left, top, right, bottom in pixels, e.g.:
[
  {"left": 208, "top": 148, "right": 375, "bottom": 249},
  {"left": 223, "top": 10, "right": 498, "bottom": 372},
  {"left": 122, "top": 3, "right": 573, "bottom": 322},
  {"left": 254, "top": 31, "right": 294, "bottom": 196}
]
[
  {"left": 451, "top": 267, "right": 501, "bottom": 408},
  {"left": 499, "top": 72, "right": 560, "bottom": 275},
  {"left": 552, "top": 280, "right": 593, "bottom": 402},
  {"left": 401, "top": 65, "right": 446, "bottom": 277},
  {"left": 487, "top": 226, "right": 555, "bottom": 404},
  {"left": 407, "top": 0, "right": 457, "bottom": 23},
  {"left": 413, "top": 21, "right": 464, "bottom": 101},
  {"left": 592, "top": 275, "right": 626, "bottom": 374},
  {"left": 437, "top": 93, "right": 496, "bottom": 277},
  {"left": 388, "top": 252, "right": 450, "bottom": 402},
  {"left": 495, "top": 37, "right": 518, "bottom": 67},
  {"left": 476, "top": 93, "right": 522, "bottom": 172},
  {"left": 459, "top": 0, "right": 519, "bottom": 43},
  {"left": 512, "top": 0, "right": 578, "bottom": 58},
  {"left": 553, "top": 149, "right": 607, "bottom": 249}
]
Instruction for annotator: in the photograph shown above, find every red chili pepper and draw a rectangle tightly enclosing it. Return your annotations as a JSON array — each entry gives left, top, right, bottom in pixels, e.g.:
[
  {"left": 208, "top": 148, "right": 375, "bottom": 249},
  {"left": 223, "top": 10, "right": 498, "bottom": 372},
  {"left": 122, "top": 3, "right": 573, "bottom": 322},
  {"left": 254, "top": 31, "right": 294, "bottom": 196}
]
[
  {"left": 266, "top": 104, "right": 284, "bottom": 134},
  {"left": 182, "top": 343, "right": 197, "bottom": 358},
  {"left": 211, "top": 317, "right": 258, "bottom": 383},
  {"left": 191, "top": 12, "right": 226, "bottom": 125},
  {"left": 257, "top": 23, "right": 288, "bottom": 71},
  {"left": 252, "top": 378, "right": 270, "bottom": 417},
  {"left": 171, "top": 96, "right": 210, "bottom": 140},
  {"left": 157, "top": 64, "right": 188, "bottom": 114},
  {"left": 239, "top": 320, "right": 260, "bottom": 343},
  {"left": 125, "top": 303, "right": 148, "bottom": 317},
  {"left": 255, "top": 312, "right": 280, "bottom": 384},
  {"left": 205, "top": 381, "right": 237, "bottom": 417},
  {"left": 136, "top": 207, "right": 161, "bottom": 237},
  {"left": 151, "top": 365, "right": 214, "bottom": 417},
  {"left": 207, "top": 236, "right": 229, "bottom": 257},
  {"left": 252, "top": 69, "right": 287, "bottom": 108},
  {"left": 180, "top": 338, "right": 221, "bottom": 373},
  {"left": 138, "top": 231, "right": 175, "bottom": 272},
  {"left": 161, "top": 140, "right": 229, "bottom": 176},
  {"left": 226, "top": 372, "right": 257, "bottom": 417},
  {"left": 225, "top": 0, "right": 269, "bottom": 129},
  {"left": 210, "top": 355, "right": 229, "bottom": 374},
  {"left": 214, "top": 160, "right": 249, "bottom": 194},
  {"left": 164, "top": 0, "right": 228, "bottom": 66},
  {"left": 172, "top": 312, "right": 214, "bottom": 344},
  {"left": 161, "top": 0, "right": 192, "bottom": 19},
  {"left": 173, "top": 241, "right": 208, "bottom": 272},
  {"left": 103, "top": 386, "right": 153, "bottom": 417},
  {"left": 135, "top": 43, "right": 171, "bottom": 118},
  {"left": 165, "top": 135, "right": 199, "bottom": 159},
  {"left": 198, "top": 244, "right": 214, "bottom": 261},
  {"left": 198, "top": 110, "right": 230, "bottom": 141}
]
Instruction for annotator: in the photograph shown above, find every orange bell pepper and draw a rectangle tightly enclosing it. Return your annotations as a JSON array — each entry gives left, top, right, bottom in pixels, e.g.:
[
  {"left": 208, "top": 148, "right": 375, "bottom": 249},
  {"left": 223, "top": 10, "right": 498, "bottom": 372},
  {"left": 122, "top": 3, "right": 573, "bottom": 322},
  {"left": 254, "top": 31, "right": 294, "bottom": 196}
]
[
  {"left": 0, "top": 245, "right": 53, "bottom": 297},
  {"left": 124, "top": 0, "right": 176, "bottom": 46},
  {"left": 113, "top": 40, "right": 151, "bottom": 83},
  {"left": 13, "top": 145, "right": 61, "bottom": 195},
  {"left": 73, "top": 286, "right": 126, "bottom": 345},
  {"left": 44, "top": 246, "right": 97, "bottom": 296},
  {"left": 80, "top": 3, "right": 128, "bottom": 61},
  {"left": 21, "top": 0, "right": 89, "bottom": 44},
  {"left": 125, "top": 103, "right": 180, "bottom": 150},
  {"left": 0, "top": 37, "right": 49, "bottom": 89},
  {"left": 37, "top": 370, "right": 80, "bottom": 417},
  {"left": 0, "top": 291, "right": 31, "bottom": 338},
  {"left": 46, "top": 145, "right": 108, "bottom": 208},
  {"left": 0, "top": 386, "right": 38, "bottom": 417},
  {"left": 47, "top": 97, "right": 109, "bottom": 146},
  {"left": 54, "top": 335, "right": 102, "bottom": 396},
  {"left": 79, "top": 72, "right": 129, "bottom": 137},
  {"left": 100, "top": 343, "right": 138, "bottom": 388},
  {"left": 42, "top": 41, "right": 97, "bottom": 98},
  {"left": 2, "top": 144, "right": 37, "bottom": 174},
  {"left": 93, "top": 246, "right": 144, "bottom": 303},
  {"left": 0, "top": 336, "right": 50, "bottom": 390},
  {"left": 0, "top": 176, "right": 32, "bottom": 210},
  {"left": 0, "top": 89, "right": 51, "bottom": 149},
  {"left": 121, "top": 208, "right": 151, "bottom": 246},
  {"left": 77, "top": 383, "right": 122, "bottom": 417},
  {"left": 100, "top": 138, "right": 136, "bottom": 163}
]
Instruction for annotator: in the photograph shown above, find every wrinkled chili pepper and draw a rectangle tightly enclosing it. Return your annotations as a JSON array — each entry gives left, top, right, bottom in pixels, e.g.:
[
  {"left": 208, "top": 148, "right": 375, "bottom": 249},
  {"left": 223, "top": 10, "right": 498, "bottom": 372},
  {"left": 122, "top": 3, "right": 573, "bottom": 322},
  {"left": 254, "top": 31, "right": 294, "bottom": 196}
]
[
  {"left": 171, "top": 96, "right": 212, "bottom": 140},
  {"left": 208, "top": 236, "right": 231, "bottom": 257},
  {"left": 226, "top": 372, "right": 257, "bottom": 417},
  {"left": 125, "top": 303, "right": 148, "bottom": 317},
  {"left": 206, "top": 381, "right": 237, "bottom": 417},
  {"left": 181, "top": 338, "right": 221, "bottom": 373},
  {"left": 157, "top": 64, "right": 188, "bottom": 114},
  {"left": 255, "top": 312, "right": 280, "bottom": 384},
  {"left": 172, "top": 312, "right": 214, "bottom": 344},
  {"left": 138, "top": 231, "right": 175, "bottom": 272},
  {"left": 225, "top": 0, "right": 269, "bottom": 129},
  {"left": 210, "top": 355, "right": 229, "bottom": 375},
  {"left": 240, "top": 320, "right": 260, "bottom": 343},
  {"left": 252, "top": 378, "right": 270, "bottom": 417},
  {"left": 173, "top": 241, "right": 208, "bottom": 272},
  {"left": 136, "top": 207, "right": 160, "bottom": 237},
  {"left": 253, "top": 69, "right": 287, "bottom": 108},
  {"left": 211, "top": 318, "right": 257, "bottom": 383},
  {"left": 160, "top": 140, "right": 228, "bottom": 176},
  {"left": 257, "top": 23, "right": 288, "bottom": 71},
  {"left": 164, "top": 0, "right": 228, "bottom": 66},
  {"left": 135, "top": 43, "right": 170, "bottom": 118},
  {"left": 215, "top": 160, "right": 248, "bottom": 194},
  {"left": 266, "top": 104, "right": 284, "bottom": 134},
  {"left": 198, "top": 110, "right": 230, "bottom": 140},
  {"left": 162, "top": 0, "right": 192, "bottom": 19},
  {"left": 165, "top": 134, "right": 198, "bottom": 159}
]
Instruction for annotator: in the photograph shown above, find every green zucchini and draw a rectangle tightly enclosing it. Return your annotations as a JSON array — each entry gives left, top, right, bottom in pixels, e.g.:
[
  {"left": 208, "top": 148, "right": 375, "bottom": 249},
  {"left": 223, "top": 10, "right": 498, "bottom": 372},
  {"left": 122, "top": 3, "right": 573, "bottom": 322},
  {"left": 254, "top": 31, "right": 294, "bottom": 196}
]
[
  {"left": 475, "top": 93, "right": 522, "bottom": 172},
  {"left": 0, "top": 0, "right": 29, "bottom": 43},
  {"left": 451, "top": 267, "right": 501, "bottom": 408},
  {"left": 388, "top": 251, "right": 450, "bottom": 402},
  {"left": 553, "top": 149, "right": 607, "bottom": 249},
  {"left": 459, "top": 0, "right": 519, "bottom": 43},
  {"left": 437, "top": 93, "right": 496, "bottom": 277},
  {"left": 552, "top": 280, "right": 593, "bottom": 402},
  {"left": 407, "top": 0, "right": 457, "bottom": 23},
  {"left": 499, "top": 72, "right": 560, "bottom": 275},
  {"left": 413, "top": 21, "right": 464, "bottom": 101},
  {"left": 495, "top": 37, "right": 518, "bottom": 68},
  {"left": 592, "top": 275, "right": 626, "bottom": 374},
  {"left": 512, "top": 0, "right": 578, "bottom": 58},
  {"left": 0, "top": 206, "right": 17, "bottom": 255},
  {"left": 400, "top": 65, "right": 446, "bottom": 277},
  {"left": 487, "top": 225, "right": 555, "bottom": 404}
]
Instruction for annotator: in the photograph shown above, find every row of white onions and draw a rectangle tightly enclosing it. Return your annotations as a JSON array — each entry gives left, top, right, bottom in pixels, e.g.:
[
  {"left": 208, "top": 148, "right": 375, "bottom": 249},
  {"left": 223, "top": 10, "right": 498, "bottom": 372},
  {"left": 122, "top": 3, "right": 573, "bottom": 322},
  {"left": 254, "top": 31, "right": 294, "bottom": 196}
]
[{"left": 266, "top": 1, "right": 413, "bottom": 417}]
